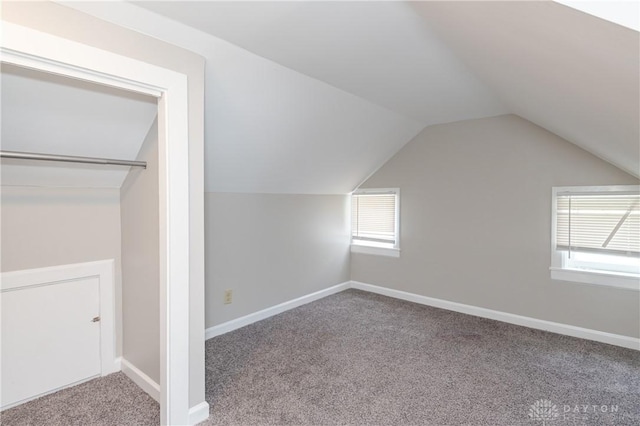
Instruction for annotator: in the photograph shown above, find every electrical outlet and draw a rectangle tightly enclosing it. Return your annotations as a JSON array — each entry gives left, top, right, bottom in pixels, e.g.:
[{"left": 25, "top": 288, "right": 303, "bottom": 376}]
[{"left": 224, "top": 289, "right": 233, "bottom": 304}]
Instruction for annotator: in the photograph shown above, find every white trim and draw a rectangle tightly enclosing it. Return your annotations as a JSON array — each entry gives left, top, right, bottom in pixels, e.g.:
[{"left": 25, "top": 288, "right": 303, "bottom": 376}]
[
  {"left": 1, "top": 22, "right": 193, "bottom": 424},
  {"left": 115, "top": 358, "right": 207, "bottom": 425},
  {"left": 554, "top": 185, "right": 640, "bottom": 196},
  {"left": 205, "top": 282, "right": 350, "bottom": 340},
  {"left": 352, "top": 188, "right": 399, "bottom": 195},
  {"left": 350, "top": 281, "right": 640, "bottom": 350},
  {"left": 350, "top": 244, "right": 400, "bottom": 258},
  {"left": 551, "top": 186, "right": 563, "bottom": 269},
  {"left": 2, "top": 49, "right": 162, "bottom": 98},
  {"left": 121, "top": 358, "right": 160, "bottom": 402},
  {"left": 113, "top": 357, "right": 122, "bottom": 372},
  {"left": 1, "top": 260, "right": 118, "bottom": 376},
  {"left": 550, "top": 267, "right": 640, "bottom": 290},
  {"left": 188, "top": 402, "right": 210, "bottom": 426}
]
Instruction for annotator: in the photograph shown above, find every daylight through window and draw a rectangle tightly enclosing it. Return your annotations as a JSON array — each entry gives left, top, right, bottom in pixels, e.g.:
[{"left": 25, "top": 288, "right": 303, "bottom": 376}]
[
  {"left": 351, "top": 189, "right": 399, "bottom": 249},
  {"left": 551, "top": 186, "right": 640, "bottom": 288}
]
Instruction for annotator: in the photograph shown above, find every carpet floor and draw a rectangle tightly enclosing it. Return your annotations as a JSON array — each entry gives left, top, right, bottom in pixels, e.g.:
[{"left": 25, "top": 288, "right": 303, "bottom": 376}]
[
  {"left": 2, "top": 289, "right": 639, "bottom": 425},
  {"left": 201, "top": 289, "right": 640, "bottom": 426},
  {"left": 0, "top": 372, "right": 159, "bottom": 426}
]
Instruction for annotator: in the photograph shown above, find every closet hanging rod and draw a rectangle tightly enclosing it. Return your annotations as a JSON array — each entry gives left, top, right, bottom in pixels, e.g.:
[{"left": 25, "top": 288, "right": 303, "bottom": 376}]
[{"left": 0, "top": 150, "right": 146, "bottom": 169}]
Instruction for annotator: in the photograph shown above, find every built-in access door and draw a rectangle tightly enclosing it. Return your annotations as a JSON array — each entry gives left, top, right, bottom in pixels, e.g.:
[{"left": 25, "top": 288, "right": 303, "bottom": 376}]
[{"left": 1, "top": 276, "right": 101, "bottom": 410}]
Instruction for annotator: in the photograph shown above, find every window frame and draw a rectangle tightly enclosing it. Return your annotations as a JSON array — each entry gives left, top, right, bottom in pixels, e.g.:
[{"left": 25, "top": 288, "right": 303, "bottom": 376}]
[
  {"left": 550, "top": 185, "right": 640, "bottom": 290},
  {"left": 350, "top": 188, "right": 400, "bottom": 258}
]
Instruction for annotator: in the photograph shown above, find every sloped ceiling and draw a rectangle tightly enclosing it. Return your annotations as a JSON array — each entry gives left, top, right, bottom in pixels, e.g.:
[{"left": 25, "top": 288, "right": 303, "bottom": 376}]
[
  {"left": 1, "top": 64, "right": 157, "bottom": 188},
  {"left": 411, "top": 1, "right": 639, "bottom": 177},
  {"left": 555, "top": 0, "right": 639, "bottom": 31},
  {"left": 134, "top": 1, "right": 505, "bottom": 125},
  {"left": 31, "top": 0, "right": 640, "bottom": 193},
  {"left": 59, "top": 0, "right": 506, "bottom": 194}
]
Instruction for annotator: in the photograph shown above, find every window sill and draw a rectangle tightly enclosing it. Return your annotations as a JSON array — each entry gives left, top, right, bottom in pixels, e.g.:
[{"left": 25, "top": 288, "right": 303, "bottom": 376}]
[
  {"left": 351, "top": 244, "right": 400, "bottom": 258},
  {"left": 550, "top": 267, "right": 640, "bottom": 290}
]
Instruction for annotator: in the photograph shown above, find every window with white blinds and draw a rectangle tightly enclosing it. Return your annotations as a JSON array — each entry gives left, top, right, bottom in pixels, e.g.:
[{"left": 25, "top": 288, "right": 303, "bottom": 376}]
[
  {"left": 555, "top": 191, "right": 639, "bottom": 258},
  {"left": 551, "top": 186, "right": 640, "bottom": 288},
  {"left": 351, "top": 189, "right": 399, "bottom": 247}
]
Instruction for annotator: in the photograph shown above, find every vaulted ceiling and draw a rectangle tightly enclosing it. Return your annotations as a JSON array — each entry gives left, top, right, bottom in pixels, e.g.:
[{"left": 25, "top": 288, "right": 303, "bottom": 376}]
[
  {"left": 411, "top": 1, "right": 639, "bottom": 178},
  {"left": 134, "top": 1, "right": 505, "bottom": 125},
  {"left": 6, "top": 1, "right": 638, "bottom": 191}
]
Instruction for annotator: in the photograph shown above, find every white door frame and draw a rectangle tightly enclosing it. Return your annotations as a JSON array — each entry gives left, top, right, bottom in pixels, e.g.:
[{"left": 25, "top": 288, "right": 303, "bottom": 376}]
[{"left": 0, "top": 23, "right": 192, "bottom": 425}]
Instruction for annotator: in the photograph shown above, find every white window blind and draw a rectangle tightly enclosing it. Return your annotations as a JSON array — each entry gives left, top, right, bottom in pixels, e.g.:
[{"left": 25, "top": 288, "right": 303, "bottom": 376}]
[
  {"left": 351, "top": 190, "right": 398, "bottom": 246},
  {"left": 556, "top": 192, "right": 640, "bottom": 258}
]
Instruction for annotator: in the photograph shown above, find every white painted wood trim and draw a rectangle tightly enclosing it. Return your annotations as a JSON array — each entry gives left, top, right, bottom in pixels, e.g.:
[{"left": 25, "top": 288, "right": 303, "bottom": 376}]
[
  {"left": 350, "top": 281, "right": 640, "bottom": 350},
  {"left": 205, "top": 280, "right": 638, "bottom": 351},
  {"left": 1, "top": 260, "right": 118, "bottom": 375},
  {"left": 1, "top": 22, "right": 193, "bottom": 424},
  {"left": 350, "top": 244, "right": 400, "bottom": 257},
  {"left": 205, "top": 282, "right": 351, "bottom": 339},
  {"left": 0, "top": 24, "right": 163, "bottom": 97},
  {"left": 550, "top": 267, "right": 640, "bottom": 290},
  {"left": 188, "top": 401, "right": 210, "bottom": 426},
  {"left": 121, "top": 358, "right": 160, "bottom": 402},
  {"left": 113, "top": 357, "right": 123, "bottom": 372},
  {"left": 119, "top": 355, "right": 207, "bottom": 425}
]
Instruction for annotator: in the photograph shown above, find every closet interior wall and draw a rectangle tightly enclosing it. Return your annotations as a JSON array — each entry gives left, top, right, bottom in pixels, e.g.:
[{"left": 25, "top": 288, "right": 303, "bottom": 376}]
[
  {"left": 0, "top": 186, "right": 123, "bottom": 352},
  {"left": 120, "top": 118, "right": 161, "bottom": 384},
  {"left": 0, "top": 115, "right": 161, "bottom": 394}
]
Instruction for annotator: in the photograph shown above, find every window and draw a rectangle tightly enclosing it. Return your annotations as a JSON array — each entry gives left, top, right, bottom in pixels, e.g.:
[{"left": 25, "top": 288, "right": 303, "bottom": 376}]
[
  {"left": 551, "top": 185, "right": 639, "bottom": 290},
  {"left": 351, "top": 188, "right": 400, "bottom": 257}
]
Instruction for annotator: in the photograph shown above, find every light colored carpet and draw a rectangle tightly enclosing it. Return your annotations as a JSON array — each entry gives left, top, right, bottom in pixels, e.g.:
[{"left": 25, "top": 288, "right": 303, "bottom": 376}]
[
  {"left": 202, "top": 289, "right": 640, "bottom": 425},
  {"left": 0, "top": 372, "right": 159, "bottom": 425},
  {"left": 3, "top": 289, "right": 639, "bottom": 425}
]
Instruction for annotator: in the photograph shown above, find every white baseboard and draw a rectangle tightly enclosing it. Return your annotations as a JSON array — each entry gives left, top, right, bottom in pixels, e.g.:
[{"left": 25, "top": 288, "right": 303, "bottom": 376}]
[
  {"left": 204, "top": 280, "right": 639, "bottom": 350},
  {"left": 120, "top": 358, "right": 160, "bottom": 402},
  {"left": 111, "top": 356, "right": 122, "bottom": 374},
  {"left": 205, "top": 281, "right": 351, "bottom": 340},
  {"left": 119, "top": 358, "right": 207, "bottom": 425},
  {"left": 350, "top": 281, "right": 640, "bottom": 350},
  {"left": 189, "top": 401, "right": 210, "bottom": 425}
]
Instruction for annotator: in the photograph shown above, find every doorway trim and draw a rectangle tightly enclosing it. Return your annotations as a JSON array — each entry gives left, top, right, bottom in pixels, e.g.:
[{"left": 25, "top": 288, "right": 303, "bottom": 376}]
[{"left": 1, "top": 22, "right": 192, "bottom": 424}]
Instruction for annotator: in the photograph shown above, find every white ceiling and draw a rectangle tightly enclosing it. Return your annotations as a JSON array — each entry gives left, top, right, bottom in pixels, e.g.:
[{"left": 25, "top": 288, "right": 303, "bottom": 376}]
[
  {"left": 555, "top": 0, "right": 640, "bottom": 31},
  {"left": 1, "top": 64, "right": 157, "bottom": 188},
  {"left": 59, "top": 0, "right": 505, "bottom": 194},
  {"left": 17, "top": 1, "right": 639, "bottom": 192},
  {"left": 412, "top": 1, "right": 639, "bottom": 177},
  {"left": 134, "top": 1, "right": 506, "bottom": 125}
]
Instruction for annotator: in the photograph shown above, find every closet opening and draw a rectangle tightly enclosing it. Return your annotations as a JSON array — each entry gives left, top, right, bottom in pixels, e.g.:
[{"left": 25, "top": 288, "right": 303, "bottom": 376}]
[
  {"left": 1, "top": 21, "right": 195, "bottom": 424},
  {"left": 1, "top": 63, "right": 163, "bottom": 423}
]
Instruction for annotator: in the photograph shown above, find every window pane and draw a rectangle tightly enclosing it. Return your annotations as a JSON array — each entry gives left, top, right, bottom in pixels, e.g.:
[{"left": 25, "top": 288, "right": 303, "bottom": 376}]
[
  {"left": 352, "top": 193, "right": 396, "bottom": 245},
  {"left": 556, "top": 193, "right": 640, "bottom": 257}
]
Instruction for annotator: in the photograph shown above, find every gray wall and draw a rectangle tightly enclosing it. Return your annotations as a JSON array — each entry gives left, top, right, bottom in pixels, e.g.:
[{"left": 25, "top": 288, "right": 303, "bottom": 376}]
[
  {"left": 120, "top": 120, "right": 160, "bottom": 383},
  {"left": 205, "top": 193, "right": 350, "bottom": 327},
  {"left": 351, "top": 114, "right": 640, "bottom": 338},
  {"left": 0, "top": 186, "right": 123, "bottom": 351},
  {"left": 3, "top": 1, "right": 207, "bottom": 407}
]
